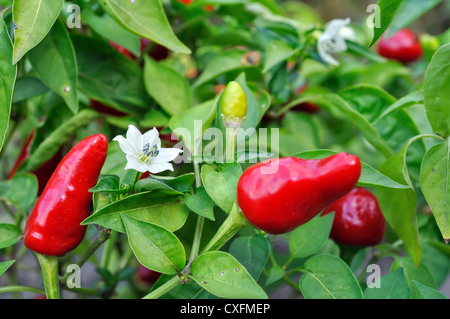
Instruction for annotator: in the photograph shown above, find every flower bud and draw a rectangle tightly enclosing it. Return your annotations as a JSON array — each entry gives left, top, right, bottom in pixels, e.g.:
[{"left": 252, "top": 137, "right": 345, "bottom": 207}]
[{"left": 220, "top": 81, "right": 247, "bottom": 128}]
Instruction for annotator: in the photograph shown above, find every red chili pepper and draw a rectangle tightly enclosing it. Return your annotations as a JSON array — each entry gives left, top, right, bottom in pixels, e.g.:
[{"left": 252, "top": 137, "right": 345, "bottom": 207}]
[
  {"left": 8, "top": 130, "right": 63, "bottom": 195},
  {"left": 322, "top": 187, "right": 385, "bottom": 246},
  {"left": 89, "top": 99, "right": 128, "bottom": 117},
  {"left": 24, "top": 134, "right": 109, "bottom": 256},
  {"left": 237, "top": 153, "right": 361, "bottom": 234},
  {"left": 377, "top": 28, "right": 423, "bottom": 63},
  {"left": 109, "top": 40, "right": 136, "bottom": 60},
  {"left": 137, "top": 263, "right": 161, "bottom": 284},
  {"left": 177, "top": 0, "right": 193, "bottom": 5}
]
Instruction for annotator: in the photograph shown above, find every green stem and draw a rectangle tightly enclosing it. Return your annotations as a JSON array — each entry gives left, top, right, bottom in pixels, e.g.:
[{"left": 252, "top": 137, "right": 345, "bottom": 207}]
[
  {"left": 225, "top": 128, "right": 236, "bottom": 163},
  {"left": 142, "top": 275, "right": 180, "bottom": 299},
  {"left": 61, "top": 228, "right": 111, "bottom": 285},
  {"left": 0, "top": 285, "right": 45, "bottom": 295},
  {"left": 101, "top": 230, "right": 117, "bottom": 269},
  {"left": 35, "top": 253, "right": 60, "bottom": 299}
]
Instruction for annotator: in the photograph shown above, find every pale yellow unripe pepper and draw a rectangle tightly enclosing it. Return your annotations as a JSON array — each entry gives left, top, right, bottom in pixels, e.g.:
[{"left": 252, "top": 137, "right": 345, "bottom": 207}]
[{"left": 220, "top": 81, "right": 247, "bottom": 129}]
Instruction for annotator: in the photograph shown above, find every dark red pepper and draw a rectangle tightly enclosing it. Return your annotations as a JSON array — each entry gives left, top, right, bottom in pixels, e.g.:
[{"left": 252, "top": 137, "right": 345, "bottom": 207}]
[
  {"left": 24, "top": 134, "right": 109, "bottom": 256},
  {"left": 377, "top": 28, "right": 423, "bottom": 63},
  {"left": 322, "top": 187, "right": 385, "bottom": 246},
  {"left": 89, "top": 99, "right": 128, "bottom": 117},
  {"left": 137, "top": 263, "right": 161, "bottom": 284},
  {"left": 237, "top": 153, "right": 361, "bottom": 234}
]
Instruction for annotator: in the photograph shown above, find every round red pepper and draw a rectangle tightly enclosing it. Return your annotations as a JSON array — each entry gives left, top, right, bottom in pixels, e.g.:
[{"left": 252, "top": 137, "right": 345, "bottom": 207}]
[
  {"left": 24, "top": 134, "right": 109, "bottom": 256},
  {"left": 237, "top": 153, "right": 361, "bottom": 234},
  {"left": 377, "top": 28, "right": 423, "bottom": 63},
  {"left": 322, "top": 187, "right": 385, "bottom": 246}
]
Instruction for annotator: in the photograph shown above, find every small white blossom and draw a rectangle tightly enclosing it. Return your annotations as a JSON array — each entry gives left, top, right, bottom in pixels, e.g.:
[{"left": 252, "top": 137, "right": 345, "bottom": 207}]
[
  {"left": 317, "top": 18, "right": 355, "bottom": 66},
  {"left": 113, "top": 125, "right": 182, "bottom": 174}
]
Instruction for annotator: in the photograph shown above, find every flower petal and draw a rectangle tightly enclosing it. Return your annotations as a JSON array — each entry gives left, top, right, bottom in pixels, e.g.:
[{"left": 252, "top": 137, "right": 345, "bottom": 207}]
[
  {"left": 146, "top": 160, "right": 175, "bottom": 174},
  {"left": 113, "top": 135, "right": 140, "bottom": 155},
  {"left": 125, "top": 154, "right": 148, "bottom": 172},
  {"left": 156, "top": 147, "right": 183, "bottom": 162},
  {"left": 142, "top": 127, "right": 159, "bottom": 147},
  {"left": 126, "top": 125, "right": 143, "bottom": 150}
]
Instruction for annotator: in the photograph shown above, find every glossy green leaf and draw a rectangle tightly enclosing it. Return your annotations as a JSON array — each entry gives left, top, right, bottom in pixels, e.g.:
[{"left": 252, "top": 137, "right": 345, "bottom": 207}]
[
  {"left": 424, "top": 43, "right": 450, "bottom": 138},
  {"left": 368, "top": 0, "right": 404, "bottom": 47},
  {"left": 294, "top": 149, "right": 409, "bottom": 189},
  {"left": 0, "top": 17, "right": 16, "bottom": 153},
  {"left": 265, "top": 266, "right": 285, "bottom": 286},
  {"left": 0, "top": 260, "right": 15, "bottom": 278},
  {"left": 228, "top": 234, "right": 270, "bottom": 280},
  {"left": 289, "top": 213, "right": 334, "bottom": 259},
  {"left": 190, "top": 251, "right": 268, "bottom": 299},
  {"left": 169, "top": 99, "right": 216, "bottom": 153},
  {"left": 411, "top": 280, "right": 447, "bottom": 299},
  {"left": 376, "top": 136, "right": 424, "bottom": 266},
  {"left": 420, "top": 139, "right": 450, "bottom": 242},
  {"left": 82, "top": 191, "right": 187, "bottom": 233},
  {"left": 89, "top": 175, "right": 124, "bottom": 194},
  {"left": 299, "top": 254, "right": 363, "bottom": 299},
  {"left": 184, "top": 186, "right": 215, "bottom": 221},
  {"left": 391, "top": 257, "right": 438, "bottom": 291},
  {"left": 386, "top": 0, "right": 441, "bottom": 38},
  {"left": 28, "top": 19, "right": 78, "bottom": 113},
  {"left": 12, "top": 76, "right": 48, "bottom": 104},
  {"left": 143, "top": 56, "right": 190, "bottom": 116},
  {"left": 100, "top": 0, "right": 190, "bottom": 54},
  {"left": 364, "top": 268, "right": 411, "bottom": 299},
  {"left": 72, "top": 34, "right": 150, "bottom": 115},
  {"left": 0, "top": 173, "right": 38, "bottom": 213},
  {"left": 122, "top": 214, "right": 186, "bottom": 275},
  {"left": 25, "top": 109, "right": 99, "bottom": 172},
  {"left": 0, "top": 224, "right": 21, "bottom": 249},
  {"left": 201, "top": 162, "right": 242, "bottom": 214},
  {"left": 263, "top": 40, "right": 299, "bottom": 73},
  {"left": 82, "top": 9, "right": 141, "bottom": 57},
  {"left": 136, "top": 173, "right": 195, "bottom": 194},
  {"left": 12, "top": 0, "right": 64, "bottom": 64}
]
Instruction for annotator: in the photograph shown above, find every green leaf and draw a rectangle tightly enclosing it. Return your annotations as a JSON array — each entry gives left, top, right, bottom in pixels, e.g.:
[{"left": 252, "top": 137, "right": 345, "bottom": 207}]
[
  {"left": 293, "top": 149, "right": 409, "bottom": 189},
  {"left": 184, "top": 186, "right": 215, "bottom": 221},
  {"left": 72, "top": 34, "right": 150, "bottom": 115},
  {"left": 0, "top": 260, "right": 15, "bottom": 278},
  {"left": 289, "top": 213, "right": 334, "bottom": 259},
  {"left": 386, "top": 0, "right": 441, "bottom": 38},
  {"left": 190, "top": 251, "right": 268, "bottom": 299},
  {"left": 12, "top": 76, "right": 48, "bottom": 104},
  {"left": 424, "top": 43, "right": 450, "bottom": 138},
  {"left": 28, "top": 19, "right": 79, "bottom": 113},
  {"left": 137, "top": 173, "right": 195, "bottom": 194},
  {"left": 200, "top": 162, "right": 242, "bottom": 214},
  {"left": 265, "top": 266, "right": 285, "bottom": 286},
  {"left": 89, "top": 175, "right": 124, "bottom": 194},
  {"left": 82, "top": 191, "right": 188, "bottom": 233},
  {"left": 100, "top": 0, "right": 190, "bottom": 54},
  {"left": 122, "top": 214, "right": 186, "bottom": 275},
  {"left": 82, "top": 9, "right": 141, "bottom": 57},
  {"left": 192, "top": 49, "right": 258, "bottom": 88},
  {"left": 299, "top": 254, "right": 363, "bottom": 299},
  {"left": 12, "top": 0, "right": 64, "bottom": 64},
  {"left": 0, "top": 224, "right": 21, "bottom": 249},
  {"left": 143, "top": 56, "right": 191, "bottom": 116},
  {"left": 0, "top": 17, "right": 16, "bottom": 153},
  {"left": 391, "top": 257, "right": 438, "bottom": 292},
  {"left": 0, "top": 173, "right": 38, "bottom": 213},
  {"left": 420, "top": 139, "right": 450, "bottom": 242},
  {"left": 368, "top": 0, "right": 404, "bottom": 47},
  {"left": 169, "top": 99, "right": 216, "bottom": 153},
  {"left": 228, "top": 234, "right": 270, "bottom": 281},
  {"left": 364, "top": 268, "right": 411, "bottom": 299},
  {"left": 411, "top": 280, "right": 447, "bottom": 299},
  {"left": 25, "top": 109, "right": 99, "bottom": 172},
  {"left": 376, "top": 137, "right": 424, "bottom": 266},
  {"left": 263, "top": 40, "right": 299, "bottom": 73}
]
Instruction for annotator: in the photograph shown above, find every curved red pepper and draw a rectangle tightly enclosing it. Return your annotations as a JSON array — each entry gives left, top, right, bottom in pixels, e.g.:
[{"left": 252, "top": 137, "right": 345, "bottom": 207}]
[
  {"left": 322, "top": 187, "right": 385, "bottom": 246},
  {"left": 377, "top": 28, "right": 423, "bottom": 63},
  {"left": 24, "top": 134, "right": 109, "bottom": 256},
  {"left": 237, "top": 153, "right": 361, "bottom": 234}
]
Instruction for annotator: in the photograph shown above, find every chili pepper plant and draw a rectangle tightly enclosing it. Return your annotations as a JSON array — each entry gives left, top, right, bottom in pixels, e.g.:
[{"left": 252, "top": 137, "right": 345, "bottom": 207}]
[{"left": 0, "top": 0, "right": 449, "bottom": 300}]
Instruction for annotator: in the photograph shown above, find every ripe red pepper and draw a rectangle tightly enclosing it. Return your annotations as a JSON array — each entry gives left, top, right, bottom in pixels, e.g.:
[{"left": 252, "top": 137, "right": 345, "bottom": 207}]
[
  {"left": 377, "top": 28, "right": 423, "bottom": 63},
  {"left": 8, "top": 130, "right": 63, "bottom": 195},
  {"left": 237, "top": 153, "right": 361, "bottom": 234},
  {"left": 24, "top": 134, "right": 109, "bottom": 256},
  {"left": 109, "top": 40, "right": 135, "bottom": 60},
  {"left": 89, "top": 99, "right": 128, "bottom": 117},
  {"left": 177, "top": 0, "right": 193, "bottom": 5},
  {"left": 322, "top": 187, "right": 385, "bottom": 246},
  {"left": 137, "top": 263, "right": 161, "bottom": 284}
]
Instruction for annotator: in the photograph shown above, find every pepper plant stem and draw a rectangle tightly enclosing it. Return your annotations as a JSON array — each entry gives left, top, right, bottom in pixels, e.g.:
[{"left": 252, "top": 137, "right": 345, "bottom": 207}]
[
  {"left": 142, "top": 275, "right": 180, "bottom": 299},
  {"left": 35, "top": 253, "right": 60, "bottom": 299}
]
